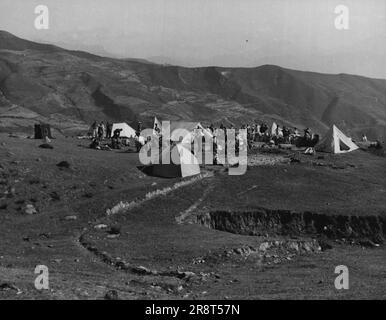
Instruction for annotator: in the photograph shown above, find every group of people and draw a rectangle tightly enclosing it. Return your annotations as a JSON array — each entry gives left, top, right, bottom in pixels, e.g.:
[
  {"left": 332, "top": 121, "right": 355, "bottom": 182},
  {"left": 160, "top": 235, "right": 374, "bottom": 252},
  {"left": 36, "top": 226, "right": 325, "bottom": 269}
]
[
  {"left": 88, "top": 119, "right": 381, "bottom": 158},
  {"left": 89, "top": 120, "right": 144, "bottom": 151},
  {"left": 90, "top": 121, "right": 113, "bottom": 140},
  {"left": 204, "top": 122, "right": 318, "bottom": 148},
  {"left": 151, "top": 121, "right": 319, "bottom": 155},
  {"left": 89, "top": 120, "right": 120, "bottom": 150}
]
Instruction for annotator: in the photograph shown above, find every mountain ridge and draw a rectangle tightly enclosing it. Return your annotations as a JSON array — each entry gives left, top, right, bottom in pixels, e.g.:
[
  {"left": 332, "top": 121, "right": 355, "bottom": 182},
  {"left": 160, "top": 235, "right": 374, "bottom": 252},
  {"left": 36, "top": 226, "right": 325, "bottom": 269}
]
[{"left": 0, "top": 31, "right": 385, "bottom": 140}]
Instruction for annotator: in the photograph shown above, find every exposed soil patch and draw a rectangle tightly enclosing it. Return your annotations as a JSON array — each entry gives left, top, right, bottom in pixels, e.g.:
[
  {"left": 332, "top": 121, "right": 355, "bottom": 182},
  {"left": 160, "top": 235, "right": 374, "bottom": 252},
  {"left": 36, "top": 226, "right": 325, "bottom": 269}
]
[{"left": 197, "top": 209, "right": 385, "bottom": 245}]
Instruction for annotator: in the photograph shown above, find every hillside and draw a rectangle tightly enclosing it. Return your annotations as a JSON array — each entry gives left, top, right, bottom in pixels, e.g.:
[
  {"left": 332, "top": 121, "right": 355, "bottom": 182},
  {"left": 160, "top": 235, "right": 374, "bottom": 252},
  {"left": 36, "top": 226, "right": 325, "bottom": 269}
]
[
  {"left": 0, "top": 133, "right": 385, "bottom": 299},
  {"left": 0, "top": 30, "right": 385, "bottom": 140}
]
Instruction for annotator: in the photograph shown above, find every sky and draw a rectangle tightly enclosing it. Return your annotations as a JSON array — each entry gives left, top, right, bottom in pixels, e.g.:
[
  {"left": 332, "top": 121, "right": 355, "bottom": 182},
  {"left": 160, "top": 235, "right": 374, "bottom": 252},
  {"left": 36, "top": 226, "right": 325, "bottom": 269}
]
[{"left": 1, "top": 0, "right": 385, "bottom": 78}]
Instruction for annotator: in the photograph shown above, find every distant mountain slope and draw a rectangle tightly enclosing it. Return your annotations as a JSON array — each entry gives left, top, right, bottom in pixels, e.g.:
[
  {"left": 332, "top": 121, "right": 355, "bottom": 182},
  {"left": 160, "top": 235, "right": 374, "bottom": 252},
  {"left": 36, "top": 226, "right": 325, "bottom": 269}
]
[
  {"left": 0, "top": 30, "right": 385, "bottom": 140},
  {"left": 0, "top": 30, "right": 62, "bottom": 52}
]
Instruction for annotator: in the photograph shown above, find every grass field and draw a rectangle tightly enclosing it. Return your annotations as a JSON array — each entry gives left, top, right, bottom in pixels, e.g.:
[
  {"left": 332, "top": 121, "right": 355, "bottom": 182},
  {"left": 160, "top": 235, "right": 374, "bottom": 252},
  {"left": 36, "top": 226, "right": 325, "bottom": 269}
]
[{"left": 0, "top": 134, "right": 385, "bottom": 299}]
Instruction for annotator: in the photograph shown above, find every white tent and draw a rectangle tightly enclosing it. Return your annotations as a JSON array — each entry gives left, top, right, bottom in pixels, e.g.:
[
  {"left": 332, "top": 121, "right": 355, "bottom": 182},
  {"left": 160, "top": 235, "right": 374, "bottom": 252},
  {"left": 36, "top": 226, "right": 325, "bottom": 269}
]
[
  {"left": 154, "top": 116, "right": 162, "bottom": 129},
  {"left": 270, "top": 122, "right": 278, "bottom": 136},
  {"left": 316, "top": 125, "right": 359, "bottom": 154},
  {"left": 153, "top": 116, "right": 162, "bottom": 135},
  {"left": 149, "top": 143, "right": 201, "bottom": 178},
  {"left": 111, "top": 123, "right": 136, "bottom": 138}
]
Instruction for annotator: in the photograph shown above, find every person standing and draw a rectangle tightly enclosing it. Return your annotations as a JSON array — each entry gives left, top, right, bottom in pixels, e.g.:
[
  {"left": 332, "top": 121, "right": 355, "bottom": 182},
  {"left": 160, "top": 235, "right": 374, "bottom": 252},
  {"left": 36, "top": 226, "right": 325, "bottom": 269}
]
[
  {"left": 91, "top": 120, "right": 98, "bottom": 138},
  {"left": 97, "top": 123, "right": 104, "bottom": 139},
  {"left": 100, "top": 121, "right": 106, "bottom": 139},
  {"left": 136, "top": 121, "right": 142, "bottom": 137},
  {"left": 106, "top": 122, "right": 112, "bottom": 139}
]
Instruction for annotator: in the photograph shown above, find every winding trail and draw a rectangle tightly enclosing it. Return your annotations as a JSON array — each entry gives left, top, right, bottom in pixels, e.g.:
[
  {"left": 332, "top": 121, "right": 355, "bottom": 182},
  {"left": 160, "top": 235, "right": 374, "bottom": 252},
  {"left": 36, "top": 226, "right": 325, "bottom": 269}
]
[{"left": 76, "top": 172, "right": 214, "bottom": 280}]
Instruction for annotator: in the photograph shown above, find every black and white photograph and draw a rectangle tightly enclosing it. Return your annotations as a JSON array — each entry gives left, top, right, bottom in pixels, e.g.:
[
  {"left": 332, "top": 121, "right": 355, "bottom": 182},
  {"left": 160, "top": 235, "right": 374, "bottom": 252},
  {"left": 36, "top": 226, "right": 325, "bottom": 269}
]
[{"left": 0, "top": 0, "right": 385, "bottom": 305}]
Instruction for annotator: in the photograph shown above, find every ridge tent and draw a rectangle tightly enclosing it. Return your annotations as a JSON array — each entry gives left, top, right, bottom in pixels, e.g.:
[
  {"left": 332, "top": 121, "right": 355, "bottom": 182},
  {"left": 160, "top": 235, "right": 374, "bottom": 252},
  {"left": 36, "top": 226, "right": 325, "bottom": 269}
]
[
  {"left": 111, "top": 123, "right": 136, "bottom": 138},
  {"left": 148, "top": 143, "right": 201, "bottom": 178},
  {"left": 316, "top": 125, "right": 359, "bottom": 154}
]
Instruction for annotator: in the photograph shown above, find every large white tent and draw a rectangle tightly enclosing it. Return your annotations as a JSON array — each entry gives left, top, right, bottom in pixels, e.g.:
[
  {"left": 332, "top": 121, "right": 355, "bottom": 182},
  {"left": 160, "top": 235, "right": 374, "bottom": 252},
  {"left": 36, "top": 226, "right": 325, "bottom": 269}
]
[
  {"left": 111, "top": 123, "right": 136, "bottom": 138},
  {"left": 149, "top": 143, "right": 201, "bottom": 178}
]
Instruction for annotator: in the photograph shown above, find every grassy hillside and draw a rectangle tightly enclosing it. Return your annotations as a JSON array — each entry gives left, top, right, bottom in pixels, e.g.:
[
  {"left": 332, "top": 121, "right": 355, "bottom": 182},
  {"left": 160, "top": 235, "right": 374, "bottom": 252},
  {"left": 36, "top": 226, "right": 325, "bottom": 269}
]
[
  {"left": 0, "top": 133, "right": 385, "bottom": 299},
  {"left": 0, "top": 30, "right": 385, "bottom": 140}
]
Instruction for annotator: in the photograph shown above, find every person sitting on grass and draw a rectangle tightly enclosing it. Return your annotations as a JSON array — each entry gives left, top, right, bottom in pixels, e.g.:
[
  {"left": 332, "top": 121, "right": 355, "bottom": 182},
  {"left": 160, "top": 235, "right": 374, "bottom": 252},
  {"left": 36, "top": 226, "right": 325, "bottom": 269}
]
[{"left": 89, "top": 137, "right": 101, "bottom": 150}]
